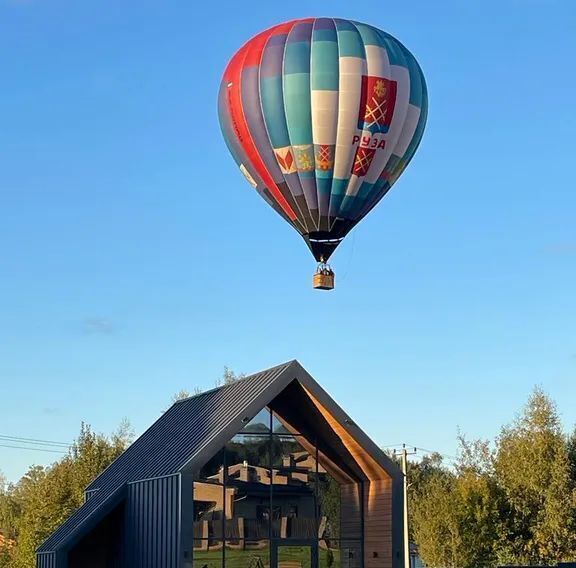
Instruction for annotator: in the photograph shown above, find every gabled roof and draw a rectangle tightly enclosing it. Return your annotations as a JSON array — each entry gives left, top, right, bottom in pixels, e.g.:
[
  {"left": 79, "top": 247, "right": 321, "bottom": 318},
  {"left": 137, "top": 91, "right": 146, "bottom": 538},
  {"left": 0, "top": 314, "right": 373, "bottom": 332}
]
[
  {"left": 38, "top": 360, "right": 401, "bottom": 554},
  {"left": 86, "top": 360, "right": 295, "bottom": 494},
  {"left": 38, "top": 485, "right": 125, "bottom": 554}
]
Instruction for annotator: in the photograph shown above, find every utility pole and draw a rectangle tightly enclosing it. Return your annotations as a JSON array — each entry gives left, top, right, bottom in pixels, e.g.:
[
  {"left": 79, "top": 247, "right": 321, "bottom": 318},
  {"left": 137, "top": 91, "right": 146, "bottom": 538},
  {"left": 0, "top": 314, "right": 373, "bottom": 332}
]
[{"left": 394, "top": 444, "right": 417, "bottom": 568}]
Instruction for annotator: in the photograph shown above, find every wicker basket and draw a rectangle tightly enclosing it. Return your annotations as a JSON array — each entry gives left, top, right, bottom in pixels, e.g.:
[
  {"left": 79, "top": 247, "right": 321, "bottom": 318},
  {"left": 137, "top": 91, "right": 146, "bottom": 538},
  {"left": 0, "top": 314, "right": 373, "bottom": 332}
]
[{"left": 313, "top": 272, "right": 335, "bottom": 290}]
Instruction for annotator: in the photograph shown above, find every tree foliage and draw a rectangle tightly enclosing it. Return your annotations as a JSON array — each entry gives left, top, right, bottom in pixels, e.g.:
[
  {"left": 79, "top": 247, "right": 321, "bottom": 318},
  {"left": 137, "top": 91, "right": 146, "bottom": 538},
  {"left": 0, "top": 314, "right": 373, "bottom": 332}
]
[
  {"left": 494, "top": 388, "right": 576, "bottom": 565},
  {"left": 411, "top": 387, "right": 576, "bottom": 567},
  {"left": 0, "top": 423, "right": 132, "bottom": 568},
  {"left": 171, "top": 366, "right": 246, "bottom": 404},
  {"left": 3, "top": 383, "right": 576, "bottom": 568},
  {"left": 1, "top": 366, "right": 245, "bottom": 568},
  {"left": 216, "top": 366, "right": 246, "bottom": 387}
]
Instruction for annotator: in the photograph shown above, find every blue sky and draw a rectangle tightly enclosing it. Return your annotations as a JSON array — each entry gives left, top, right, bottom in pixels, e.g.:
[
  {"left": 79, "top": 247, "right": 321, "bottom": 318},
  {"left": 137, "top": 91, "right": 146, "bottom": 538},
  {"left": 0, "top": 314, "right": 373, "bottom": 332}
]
[{"left": 1, "top": 0, "right": 575, "bottom": 482}]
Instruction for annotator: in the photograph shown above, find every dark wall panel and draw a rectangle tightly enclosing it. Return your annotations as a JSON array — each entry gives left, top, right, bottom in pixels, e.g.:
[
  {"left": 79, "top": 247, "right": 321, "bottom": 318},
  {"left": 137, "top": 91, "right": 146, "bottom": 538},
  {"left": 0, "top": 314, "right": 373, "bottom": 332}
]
[
  {"left": 126, "top": 474, "right": 180, "bottom": 568},
  {"left": 36, "top": 552, "right": 57, "bottom": 568},
  {"left": 68, "top": 504, "right": 124, "bottom": 568}
]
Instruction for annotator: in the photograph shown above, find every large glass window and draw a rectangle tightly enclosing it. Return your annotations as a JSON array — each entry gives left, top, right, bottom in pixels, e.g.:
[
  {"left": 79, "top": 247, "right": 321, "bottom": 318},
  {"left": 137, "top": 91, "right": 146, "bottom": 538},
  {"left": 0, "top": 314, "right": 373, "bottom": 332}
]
[
  {"left": 271, "top": 434, "right": 317, "bottom": 539},
  {"left": 194, "top": 448, "right": 226, "bottom": 542},
  {"left": 320, "top": 541, "right": 362, "bottom": 568},
  {"left": 193, "top": 407, "right": 364, "bottom": 567},
  {"left": 317, "top": 467, "right": 342, "bottom": 540},
  {"left": 193, "top": 539, "right": 223, "bottom": 568},
  {"left": 225, "top": 434, "right": 271, "bottom": 542},
  {"left": 278, "top": 544, "right": 312, "bottom": 567},
  {"left": 222, "top": 545, "right": 270, "bottom": 568},
  {"left": 242, "top": 408, "right": 272, "bottom": 434},
  {"left": 272, "top": 412, "right": 294, "bottom": 435}
]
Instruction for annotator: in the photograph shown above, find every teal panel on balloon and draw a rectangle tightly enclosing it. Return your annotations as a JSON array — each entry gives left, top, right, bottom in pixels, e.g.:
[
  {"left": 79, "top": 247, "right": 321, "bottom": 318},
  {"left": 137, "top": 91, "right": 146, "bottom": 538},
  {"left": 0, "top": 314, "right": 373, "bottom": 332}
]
[{"left": 219, "top": 17, "right": 428, "bottom": 262}]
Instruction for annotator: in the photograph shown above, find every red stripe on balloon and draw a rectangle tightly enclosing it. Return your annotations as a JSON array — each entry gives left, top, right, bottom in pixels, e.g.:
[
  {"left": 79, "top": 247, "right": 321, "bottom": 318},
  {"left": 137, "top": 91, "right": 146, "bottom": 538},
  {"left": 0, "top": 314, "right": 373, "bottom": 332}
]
[
  {"left": 223, "top": 20, "right": 311, "bottom": 221},
  {"left": 243, "top": 21, "right": 294, "bottom": 66}
]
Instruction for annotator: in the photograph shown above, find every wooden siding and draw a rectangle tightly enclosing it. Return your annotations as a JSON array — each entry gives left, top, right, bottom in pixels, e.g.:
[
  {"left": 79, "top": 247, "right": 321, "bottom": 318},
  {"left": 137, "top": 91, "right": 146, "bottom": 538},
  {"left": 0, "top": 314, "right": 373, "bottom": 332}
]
[
  {"left": 302, "top": 386, "right": 395, "bottom": 568},
  {"left": 364, "top": 479, "right": 393, "bottom": 568}
]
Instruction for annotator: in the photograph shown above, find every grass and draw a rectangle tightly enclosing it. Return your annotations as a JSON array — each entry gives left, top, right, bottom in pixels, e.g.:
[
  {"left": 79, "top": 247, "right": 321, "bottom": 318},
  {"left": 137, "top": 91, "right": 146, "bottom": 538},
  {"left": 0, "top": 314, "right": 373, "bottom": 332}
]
[{"left": 192, "top": 544, "right": 341, "bottom": 567}]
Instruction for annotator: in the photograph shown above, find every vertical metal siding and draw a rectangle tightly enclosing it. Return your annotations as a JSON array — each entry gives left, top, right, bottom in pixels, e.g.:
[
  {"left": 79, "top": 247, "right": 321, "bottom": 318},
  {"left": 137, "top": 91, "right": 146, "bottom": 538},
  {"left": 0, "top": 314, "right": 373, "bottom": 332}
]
[
  {"left": 126, "top": 474, "right": 180, "bottom": 568},
  {"left": 36, "top": 552, "right": 57, "bottom": 568}
]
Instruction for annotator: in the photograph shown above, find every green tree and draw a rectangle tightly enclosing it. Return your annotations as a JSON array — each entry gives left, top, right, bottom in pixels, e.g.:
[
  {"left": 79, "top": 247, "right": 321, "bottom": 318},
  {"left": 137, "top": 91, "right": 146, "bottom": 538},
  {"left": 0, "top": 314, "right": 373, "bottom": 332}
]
[
  {"left": 171, "top": 389, "right": 198, "bottom": 403},
  {"left": 0, "top": 473, "right": 18, "bottom": 542},
  {"left": 494, "top": 387, "right": 576, "bottom": 565},
  {"left": 454, "top": 436, "right": 502, "bottom": 568},
  {"left": 216, "top": 366, "right": 245, "bottom": 387},
  {"left": 0, "top": 473, "right": 17, "bottom": 568},
  {"left": 411, "top": 467, "right": 463, "bottom": 567},
  {"left": 0, "top": 550, "right": 10, "bottom": 568},
  {"left": 410, "top": 443, "right": 501, "bottom": 568},
  {"left": 4, "top": 422, "right": 133, "bottom": 568},
  {"left": 566, "top": 426, "right": 576, "bottom": 484},
  {"left": 171, "top": 367, "right": 245, "bottom": 405}
]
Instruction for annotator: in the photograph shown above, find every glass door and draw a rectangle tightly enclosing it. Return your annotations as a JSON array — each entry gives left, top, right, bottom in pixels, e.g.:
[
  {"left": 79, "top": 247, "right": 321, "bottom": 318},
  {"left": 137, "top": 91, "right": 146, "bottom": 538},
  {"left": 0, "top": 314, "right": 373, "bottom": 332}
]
[{"left": 272, "top": 540, "right": 317, "bottom": 568}]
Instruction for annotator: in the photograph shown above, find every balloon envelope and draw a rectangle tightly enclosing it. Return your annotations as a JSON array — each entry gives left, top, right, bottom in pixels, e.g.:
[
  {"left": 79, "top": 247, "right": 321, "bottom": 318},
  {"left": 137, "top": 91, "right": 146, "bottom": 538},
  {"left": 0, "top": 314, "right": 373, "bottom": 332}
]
[{"left": 219, "top": 18, "right": 428, "bottom": 262}]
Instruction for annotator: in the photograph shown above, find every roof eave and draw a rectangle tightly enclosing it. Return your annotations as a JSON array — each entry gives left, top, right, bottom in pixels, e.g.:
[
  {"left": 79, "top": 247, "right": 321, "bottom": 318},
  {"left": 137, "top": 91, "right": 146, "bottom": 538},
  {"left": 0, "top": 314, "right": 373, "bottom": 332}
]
[
  {"left": 36, "top": 485, "right": 127, "bottom": 555},
  {"left": 178, "top": 360, "right": 302, "bottom": 475}
]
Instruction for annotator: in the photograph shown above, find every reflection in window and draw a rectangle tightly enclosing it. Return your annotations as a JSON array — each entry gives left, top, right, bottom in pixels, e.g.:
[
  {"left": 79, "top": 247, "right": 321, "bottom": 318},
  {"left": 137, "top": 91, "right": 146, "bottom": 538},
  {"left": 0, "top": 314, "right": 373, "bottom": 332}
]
[
  {"left": 225, "top": 434, "right": 271, "bottom": 542},
  {"left": 241, "top": 408, "right": 271, "bottom": 434},
  {"left": 321, "top": 541, "right": 362, "bottom": 568},
  {"left": 256, "top": 505, "right": 281, "bottom": 522},
  {"left": 192, "top": 406, "right": 366, "bottom": 566},
  {"left": 319, "top": 544, "right": 341, "bottom": 568},
  {"left": 193, "top": 484, "right": 233, "bottom": 539},
  {"left": 224, "top": 542, "right": 270, "bottom": 568},
  {"left": 226, "top": 435, "right": 270, "bottom": 480},
  {"left": 193, "top": 540, "right": 222, "bottom": 568},
  {"left": 271, "top": 435, "right": 318, "bottom": 539},
  {"left": 197, "top": 449, "right": 225, "bottom": 484},
  {"left": 278, "top": 544, "right": 312, "bottom": 568},
  {"left": 317, "top": 468, "right": 342, "bottom": 540},
  {"left": 272, "top": 412, "right": 297, "bottom": 435},
  {"left": 194, "top": 448, "right": 227, "bottom": 542}
]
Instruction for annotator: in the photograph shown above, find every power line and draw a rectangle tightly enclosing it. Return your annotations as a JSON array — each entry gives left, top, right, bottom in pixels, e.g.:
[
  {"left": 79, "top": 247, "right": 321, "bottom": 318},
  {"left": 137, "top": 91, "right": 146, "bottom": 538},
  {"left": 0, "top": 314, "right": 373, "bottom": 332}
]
[
  {"left": 0, "top": 434, "right": 70, "bottom": 448},
  {"left": 384, "top": 442, "right": 459, "bottom": 463},
  {"left": 0, "top": 443, "right": 67, "bottom": 454},
  {"left": 407, "top": 444, "right": 459, "bottom": 462}
]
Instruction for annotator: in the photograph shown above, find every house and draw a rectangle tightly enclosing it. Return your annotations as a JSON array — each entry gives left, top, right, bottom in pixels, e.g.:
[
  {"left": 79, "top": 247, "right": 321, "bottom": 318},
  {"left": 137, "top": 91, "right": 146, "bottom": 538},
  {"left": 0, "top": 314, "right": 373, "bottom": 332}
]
[{"left": 37, "top": 361, "right": 404, "bottom": 568}]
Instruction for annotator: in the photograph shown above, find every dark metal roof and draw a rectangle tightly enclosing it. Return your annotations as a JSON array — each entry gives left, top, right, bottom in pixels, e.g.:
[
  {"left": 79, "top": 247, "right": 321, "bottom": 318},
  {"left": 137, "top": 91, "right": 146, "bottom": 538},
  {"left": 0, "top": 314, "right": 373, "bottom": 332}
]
[
  {"left": 38, "top": 359, "right": 402, "bottom": 555},
  {"left": 86, "top": 360, "right": 295, "bottom": 493},
  {"left": 38, "top": 360, "right": 296, "bottom": 553},
  {"left": 38, "top": 485, "right": 126, "bottom": 553}
]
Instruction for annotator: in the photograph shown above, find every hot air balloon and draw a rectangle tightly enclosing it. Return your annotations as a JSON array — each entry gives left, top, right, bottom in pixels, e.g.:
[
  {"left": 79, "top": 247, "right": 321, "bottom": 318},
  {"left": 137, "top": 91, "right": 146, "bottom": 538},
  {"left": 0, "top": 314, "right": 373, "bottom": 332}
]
[{"left": 218, "top": 18, "right": 428, "bottom": 290}]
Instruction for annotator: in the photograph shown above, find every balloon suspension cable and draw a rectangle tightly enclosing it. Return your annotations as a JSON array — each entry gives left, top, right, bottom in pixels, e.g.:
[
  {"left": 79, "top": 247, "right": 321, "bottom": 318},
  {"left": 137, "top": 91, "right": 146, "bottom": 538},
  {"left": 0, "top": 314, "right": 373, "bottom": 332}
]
[{"left": 312, "top": 259, "right": 335, "bottom": 291}]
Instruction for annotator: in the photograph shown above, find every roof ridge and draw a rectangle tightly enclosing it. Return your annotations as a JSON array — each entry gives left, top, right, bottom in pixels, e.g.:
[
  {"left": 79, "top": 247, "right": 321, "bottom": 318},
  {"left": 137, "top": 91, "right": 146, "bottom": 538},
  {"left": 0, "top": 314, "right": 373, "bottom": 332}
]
[
  {"left": 172, "top": 360, "right": 298, "bottom": 405},
  {"left": 40, "top": 359, "right": 307, "bottom": 554},
  {"left": 85, "top": 360, "right": 299, "bottom": 492}
]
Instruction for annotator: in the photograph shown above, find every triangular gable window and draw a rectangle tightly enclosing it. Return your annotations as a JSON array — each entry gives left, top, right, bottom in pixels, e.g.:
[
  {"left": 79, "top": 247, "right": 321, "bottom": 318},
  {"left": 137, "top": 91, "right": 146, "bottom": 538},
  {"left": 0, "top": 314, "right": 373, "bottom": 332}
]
[{"left": 191, "top": 381, "right": 369, "bottom": 568}]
